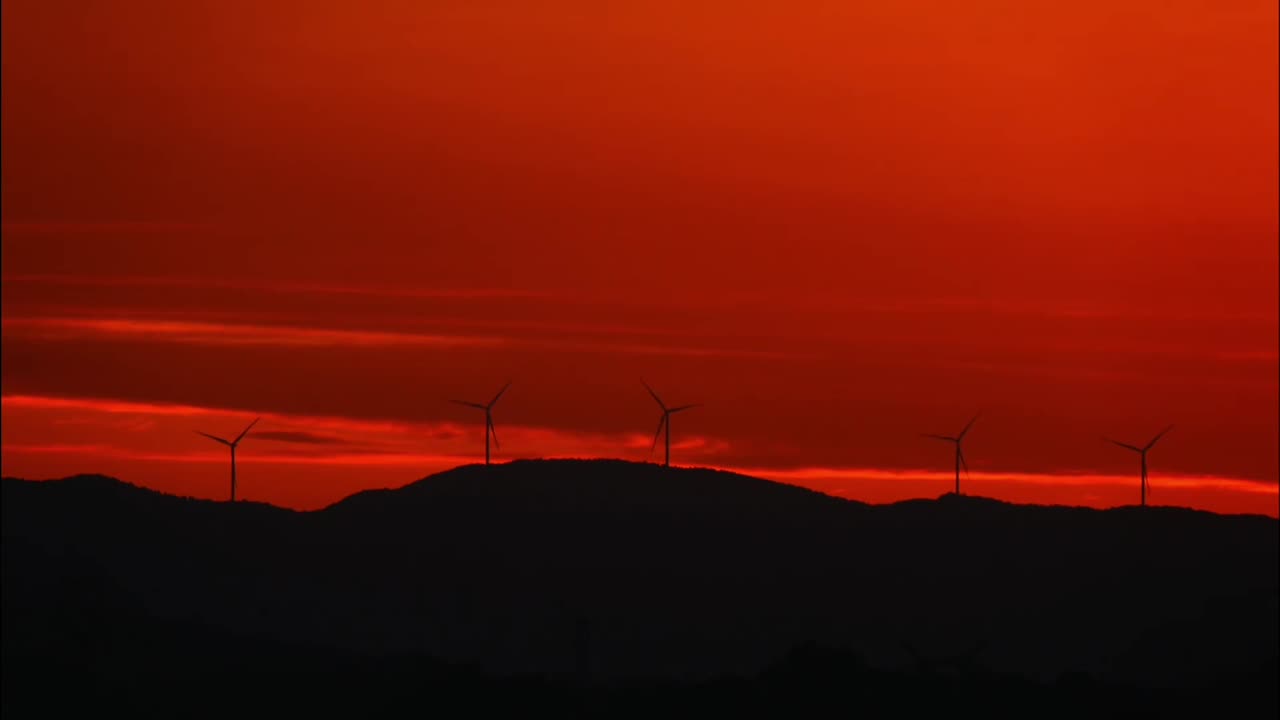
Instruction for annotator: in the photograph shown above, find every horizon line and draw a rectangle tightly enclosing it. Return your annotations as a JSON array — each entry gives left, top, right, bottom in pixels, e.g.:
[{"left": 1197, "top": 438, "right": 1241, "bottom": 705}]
[{"left": 4, "top": 459, "right": 1277, "bottom": 520}]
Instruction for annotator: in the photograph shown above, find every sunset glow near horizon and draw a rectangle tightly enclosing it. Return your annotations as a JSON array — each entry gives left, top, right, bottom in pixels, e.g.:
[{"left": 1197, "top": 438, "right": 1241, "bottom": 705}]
[{"left": 3, "top": 1, "right": 1277, "bottom": 517}]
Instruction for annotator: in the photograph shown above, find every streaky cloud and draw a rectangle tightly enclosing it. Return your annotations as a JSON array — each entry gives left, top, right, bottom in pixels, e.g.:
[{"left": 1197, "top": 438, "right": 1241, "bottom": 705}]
[
  {"left": 2, "top": 315, "right": 801, "bottom": 359},
  {"left": 250, "top": 430, "right": 348, "bottom": 445}
]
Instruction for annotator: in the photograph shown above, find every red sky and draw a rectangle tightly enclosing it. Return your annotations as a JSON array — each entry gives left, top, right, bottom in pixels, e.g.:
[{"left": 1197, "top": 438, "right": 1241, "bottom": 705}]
[{"left": 3, "top": 1, "right": 1277, "bottom": 516}]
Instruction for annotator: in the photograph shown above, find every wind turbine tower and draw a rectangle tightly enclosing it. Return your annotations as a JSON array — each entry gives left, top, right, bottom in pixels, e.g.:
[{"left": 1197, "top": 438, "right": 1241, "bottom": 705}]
[
  {"left": 642, "top": 380, "right": 699, "bottom": 468},
  {"left": 1106, "top": 425, "right": 1173, "bottom": 507},
  {"left": 451, "top": 382, "right": 511, "bottom": 465},
  {"left": 923, "top": 414, "right": 980, "bottom": 495},
  {"left": 196, "top": 417, "right": 260, "bottom": 502}
]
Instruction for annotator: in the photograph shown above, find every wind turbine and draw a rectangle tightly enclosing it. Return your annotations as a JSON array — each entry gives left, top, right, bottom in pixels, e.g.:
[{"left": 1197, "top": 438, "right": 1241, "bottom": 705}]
[
  {"left": 923, "top": 414, "right": 980, "bottom": 495},
  {"left": 451, "top": 381, "right": 511, "bottom": 465},
  {"left": 195, "top": 418, "right": 260, "bottom": 502},
  {"left": 1105, "top": 425, "right": 1173, "bottom": 507},
  {"left": 642, "top": 379, "right": 699, "bottom": 468}
]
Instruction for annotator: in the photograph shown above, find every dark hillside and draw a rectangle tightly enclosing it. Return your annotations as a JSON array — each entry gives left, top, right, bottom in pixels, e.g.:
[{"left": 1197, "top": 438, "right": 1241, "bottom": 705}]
[{"left": 4, "top": 461, "right": 1276, "bottom": 716}]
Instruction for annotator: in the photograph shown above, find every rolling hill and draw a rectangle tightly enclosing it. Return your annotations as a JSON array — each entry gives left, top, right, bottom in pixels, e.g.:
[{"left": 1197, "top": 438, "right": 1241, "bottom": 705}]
[{"left": 4, "top": 459, "right": 1276, "bottom": 717}]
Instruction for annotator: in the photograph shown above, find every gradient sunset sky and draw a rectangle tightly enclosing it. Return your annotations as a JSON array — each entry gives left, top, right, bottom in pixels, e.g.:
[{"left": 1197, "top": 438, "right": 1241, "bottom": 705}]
[{"left": 3, "top": 1, "right": 1277, "bottom": 515}]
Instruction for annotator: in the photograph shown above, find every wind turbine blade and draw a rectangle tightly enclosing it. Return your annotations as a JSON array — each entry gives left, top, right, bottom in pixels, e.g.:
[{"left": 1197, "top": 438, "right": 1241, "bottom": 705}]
[
  {"left": 233, "top": 417, "right": 260, "bottom": 444},
  {"left": 1144, "top": 424, "right": 1174, "bottom": 451},
  {"left": 195, "top": 431, "right": 232, "bottom": 446},
  {"left": 668, "top": 404, "right": 700, "bottom": 414},
  {"left": 921, "top": 434, "right": 956, "bottom": 442},
  {"left": 959, "top": 447, "right": 971, "bottom": 481},
  {"left": 487, "top": 416, "right": 500, "bottom": 450},
  {"left": 450, "top": 400, "right": 487, "bottom": 410},
  {"left": 958, "top": 413, "right": 980, "bottom": 440},
  {"left": 649, "top": 415, "right": 666, "bottom": 454},
  {"left": 489, "top": 381, "right": 512, "bottom": 408},
  {"left": 1105, "top": 438, "right": 1142, "bottom": 453},
  {"left": 641, "top": 379, "right": 666, "bottom": 410}
]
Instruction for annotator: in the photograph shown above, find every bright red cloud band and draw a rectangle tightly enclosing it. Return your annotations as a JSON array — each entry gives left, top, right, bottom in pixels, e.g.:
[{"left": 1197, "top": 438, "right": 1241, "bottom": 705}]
[{"left": 3, "top": 394, "right": 1274, "bottom": 516}]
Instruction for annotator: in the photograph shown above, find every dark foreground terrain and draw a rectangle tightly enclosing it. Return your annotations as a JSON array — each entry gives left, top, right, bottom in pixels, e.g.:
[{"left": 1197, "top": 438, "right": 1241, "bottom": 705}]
[{"left": 4, "top": 460, "right": 1277, "bottom": 717}]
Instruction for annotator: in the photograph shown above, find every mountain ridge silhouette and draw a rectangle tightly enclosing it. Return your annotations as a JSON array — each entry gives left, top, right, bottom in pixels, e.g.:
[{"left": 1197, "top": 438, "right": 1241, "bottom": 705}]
[
  {"left": 4, "top": 459, "right": 1276, "bottom": 717},
  {"left": 9, "top": 460, "right": 1274, "bottom": 520}
]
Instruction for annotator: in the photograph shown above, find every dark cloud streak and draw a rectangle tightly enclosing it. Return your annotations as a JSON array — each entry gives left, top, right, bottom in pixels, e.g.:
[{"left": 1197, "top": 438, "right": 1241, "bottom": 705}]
[{"left": 250, "top": 430, "right": 348, "bottom": 445}]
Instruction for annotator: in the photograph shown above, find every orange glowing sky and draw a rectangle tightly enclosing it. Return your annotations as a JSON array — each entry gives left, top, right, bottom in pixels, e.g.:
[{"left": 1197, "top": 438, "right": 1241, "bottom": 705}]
[{"left": 2, "top": 1, "right": 1277, "bottom": 516}]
